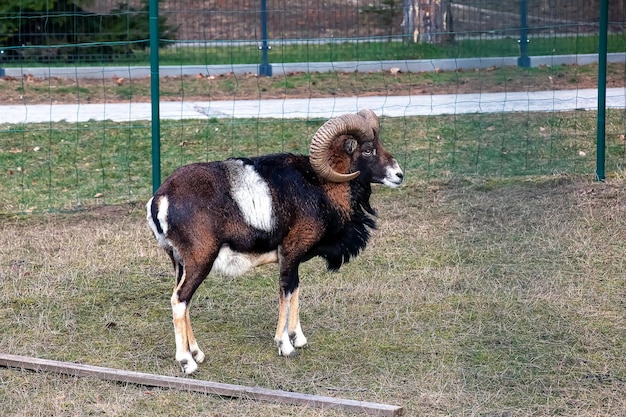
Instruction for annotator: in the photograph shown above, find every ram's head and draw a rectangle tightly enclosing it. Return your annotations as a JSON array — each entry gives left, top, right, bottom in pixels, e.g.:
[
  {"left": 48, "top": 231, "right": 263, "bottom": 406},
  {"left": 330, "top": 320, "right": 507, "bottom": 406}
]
[{"left": 309, "top": 109, "right": 404, "bottom": 188}]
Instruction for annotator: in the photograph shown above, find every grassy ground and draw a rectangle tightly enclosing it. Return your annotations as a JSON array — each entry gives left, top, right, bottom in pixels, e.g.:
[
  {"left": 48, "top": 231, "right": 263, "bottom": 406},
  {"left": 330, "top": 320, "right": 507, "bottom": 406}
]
[
  {"left": 1, "top": 55, "right": 626, "bottom": 415},
  {"left": 1, "top": 62, "right": 624, "bottom": 214},
  {"left": 1, "top": 175, "right": 625, "bottom": 416},
  {"left": 142, "top": 34, "right": 626, "bottom": 65},
  {"left": 4, "top": 33, "right": 626, "bottom": 67},
  {"left": 2, "top": 108, "right": 626, "bottom": 213}
]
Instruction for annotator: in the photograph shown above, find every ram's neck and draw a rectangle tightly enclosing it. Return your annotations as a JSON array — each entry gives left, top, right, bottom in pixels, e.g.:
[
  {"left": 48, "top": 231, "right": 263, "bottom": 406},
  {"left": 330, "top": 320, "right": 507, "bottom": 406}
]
[{"left": 322, "top": 182, "right": 352, "bottom": 220}]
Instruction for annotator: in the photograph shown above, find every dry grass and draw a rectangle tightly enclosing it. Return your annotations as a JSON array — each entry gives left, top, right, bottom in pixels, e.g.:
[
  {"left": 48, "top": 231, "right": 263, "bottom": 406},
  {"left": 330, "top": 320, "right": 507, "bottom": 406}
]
[{"left": 1, "top": 175, "right": 625, "bottom": 416}]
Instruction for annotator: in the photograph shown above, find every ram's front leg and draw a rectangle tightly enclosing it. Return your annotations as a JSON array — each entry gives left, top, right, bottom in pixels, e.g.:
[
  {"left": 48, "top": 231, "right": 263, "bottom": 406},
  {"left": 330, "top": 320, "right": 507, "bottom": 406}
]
[
  {"left": 275, "top": 286, "right": 307, "bottom": 354},
  {"left": 275, "top": 287, "right": 298, "bottom": 357},
  {"left": 275, "top": 230, "right": 317, "bottom": 356},
  {"left": 274, "top": 257, "right": 308, "bottom": 356}
]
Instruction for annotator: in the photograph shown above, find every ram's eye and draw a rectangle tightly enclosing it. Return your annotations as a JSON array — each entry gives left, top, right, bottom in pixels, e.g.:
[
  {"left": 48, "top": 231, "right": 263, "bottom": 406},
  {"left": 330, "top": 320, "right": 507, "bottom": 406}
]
[{"left": 362, "top": 149, "right": 376, "bottom": 156}]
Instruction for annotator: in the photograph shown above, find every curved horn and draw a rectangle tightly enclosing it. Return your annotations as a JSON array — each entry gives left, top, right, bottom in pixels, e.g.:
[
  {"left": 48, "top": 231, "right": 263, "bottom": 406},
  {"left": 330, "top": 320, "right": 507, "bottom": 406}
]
[
  {"left": 358, "top": 108, "right": 380, "bottom": 135},
  {"left": 309, "top": 112, "right": 375, "bottom": 182}
]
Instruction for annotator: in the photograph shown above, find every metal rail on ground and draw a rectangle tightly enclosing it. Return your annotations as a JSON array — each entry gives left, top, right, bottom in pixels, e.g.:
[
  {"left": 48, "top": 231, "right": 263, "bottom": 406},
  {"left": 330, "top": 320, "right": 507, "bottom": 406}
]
[{"left": 0, "top": 353, "right": 404, "bottom": 416}]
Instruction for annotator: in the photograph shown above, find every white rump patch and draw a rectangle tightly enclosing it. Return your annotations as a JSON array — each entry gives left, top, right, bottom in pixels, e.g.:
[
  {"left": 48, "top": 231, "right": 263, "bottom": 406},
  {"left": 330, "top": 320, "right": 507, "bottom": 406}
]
[
  {"left": 225, "top": 160, "right": 274, "bottom": 232},
  {"left": 146, "top": 196, "right": 170, "bottom": 248}
]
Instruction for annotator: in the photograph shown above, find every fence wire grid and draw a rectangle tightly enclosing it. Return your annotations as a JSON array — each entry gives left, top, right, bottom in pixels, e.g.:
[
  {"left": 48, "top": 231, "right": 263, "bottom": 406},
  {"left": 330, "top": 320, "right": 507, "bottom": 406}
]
[{"left": 0, "top": 0, "right": 625, "bottom": 213}]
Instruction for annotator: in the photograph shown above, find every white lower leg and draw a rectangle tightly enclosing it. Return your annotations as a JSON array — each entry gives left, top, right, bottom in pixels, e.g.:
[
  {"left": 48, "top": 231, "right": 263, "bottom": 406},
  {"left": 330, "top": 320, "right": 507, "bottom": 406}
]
[
  {"left": 185, "top": 309, "right": 205, "bottom": 363},
  {"left": 275, "top": 291, "right": 297, "bottom": 357},
  {"left": 278, "top": 327, "right": 296, "bottom": 357},
  {"left": 172, "top": 298, "right": 197, "bottom": 374}
]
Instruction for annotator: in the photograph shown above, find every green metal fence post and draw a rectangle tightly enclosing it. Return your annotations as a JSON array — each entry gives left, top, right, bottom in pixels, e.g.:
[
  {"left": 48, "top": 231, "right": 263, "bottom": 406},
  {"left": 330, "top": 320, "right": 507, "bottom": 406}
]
[
  {"left": 517, "top": 0, "right": 530, "bottom": 68},
  {"left": 596, "top": 0, "right": 609, "bottom": 181},
  {"left": 258, "top": 0, "right": 272, "bottom": 76},
  {"left": 0, "top": 50, "right": 5, "bottom": 77},
  {"left": 149, "top": 0, "right": 161, "bottom": 192}
]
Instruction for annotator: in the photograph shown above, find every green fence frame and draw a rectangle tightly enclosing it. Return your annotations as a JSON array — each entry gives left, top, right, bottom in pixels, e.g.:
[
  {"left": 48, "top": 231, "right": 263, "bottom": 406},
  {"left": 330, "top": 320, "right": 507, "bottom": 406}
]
[
  {"left": 150, "top": 0, "right": 161, "bottom": 192},
  {"left": 596, "top": 0, "right": 609, "bottom": 181},
  {"left": 144, "top": 0, "right": 613, "bottom": 190}
]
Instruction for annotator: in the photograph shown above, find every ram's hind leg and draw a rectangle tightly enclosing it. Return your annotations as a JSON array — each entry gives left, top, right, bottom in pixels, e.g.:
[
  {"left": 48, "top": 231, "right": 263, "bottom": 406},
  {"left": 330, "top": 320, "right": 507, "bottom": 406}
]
[
  {"left": 171, "top": 291, "right": 199, "bottom": 375},
  {"left": 288, "top": 287, "right": 308, "bottom": 348},
  {"left": 171, "top": 258, "right": 211, "bottom": 375},
  {"left": 185, "top": 307, "right": 205, "bottom": 363}
]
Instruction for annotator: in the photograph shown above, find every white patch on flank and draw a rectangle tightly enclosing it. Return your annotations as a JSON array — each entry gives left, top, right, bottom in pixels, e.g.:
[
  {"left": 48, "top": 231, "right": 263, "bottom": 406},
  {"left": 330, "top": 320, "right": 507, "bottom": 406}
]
[
  {"left": 225, "top": 160, "right": 274, "bottom": 232},
  {"left": 211, "top": 245, "right": 278, "bottom": 277}
]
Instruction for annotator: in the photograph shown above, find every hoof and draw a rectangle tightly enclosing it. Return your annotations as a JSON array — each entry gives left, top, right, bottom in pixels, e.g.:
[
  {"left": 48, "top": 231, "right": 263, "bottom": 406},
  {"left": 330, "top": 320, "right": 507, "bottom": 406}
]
[
  {"left": 280, "top": 348, "right": 299, "bottom": 358},
  {"left": 277, "top": 340, "right": 298, "bottom": 357},
  {"left": 192, "top": 349, "right": 205, "bottom": 364},
  {"left": 179, "top": 358, "right": 198, "bottom": 375},
  {"left": 291, "top": 334, "right": 308, "bottom": 349}
]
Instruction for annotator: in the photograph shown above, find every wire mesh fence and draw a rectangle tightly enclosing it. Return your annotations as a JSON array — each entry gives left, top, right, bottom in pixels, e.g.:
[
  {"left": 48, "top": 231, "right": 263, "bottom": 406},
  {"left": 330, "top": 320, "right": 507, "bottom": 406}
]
[
  {"left": 2, "top": 1, "right": 626, "bottom": 64},
  {"left": 0, "top": 0, "right": 625, "bottom": 213}
]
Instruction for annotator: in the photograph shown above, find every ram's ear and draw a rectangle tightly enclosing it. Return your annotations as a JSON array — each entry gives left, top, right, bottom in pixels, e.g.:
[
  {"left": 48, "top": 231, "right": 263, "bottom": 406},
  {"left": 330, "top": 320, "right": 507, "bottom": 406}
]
[{"left": 344, "top": 138, "right": 358, "bottom": 154}]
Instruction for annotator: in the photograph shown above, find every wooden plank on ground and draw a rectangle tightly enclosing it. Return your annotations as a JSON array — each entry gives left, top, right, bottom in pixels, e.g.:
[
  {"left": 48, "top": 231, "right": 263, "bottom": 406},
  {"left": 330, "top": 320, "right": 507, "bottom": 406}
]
[{"left": 0, "top": 353, "right": 403, "bottom": 416}]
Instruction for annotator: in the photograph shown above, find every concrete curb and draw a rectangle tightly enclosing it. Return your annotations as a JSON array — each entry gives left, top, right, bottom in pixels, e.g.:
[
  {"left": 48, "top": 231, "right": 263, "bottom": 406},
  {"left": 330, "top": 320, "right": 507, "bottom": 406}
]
[{"left": 2, "top": 53, "right": 624, "bottom": 79}]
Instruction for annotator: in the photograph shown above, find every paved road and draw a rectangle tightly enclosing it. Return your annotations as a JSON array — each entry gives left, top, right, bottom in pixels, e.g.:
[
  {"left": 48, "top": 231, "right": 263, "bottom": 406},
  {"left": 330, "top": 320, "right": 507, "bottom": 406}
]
[
  {"left": 0, "top": 88, "right": 624, "bottom": 125},
  {"left": 3, "top": 53, "right": 625, "bottom": 79},
  {"left": 2, "top": 53, "right": 624, "bottom": 124}
]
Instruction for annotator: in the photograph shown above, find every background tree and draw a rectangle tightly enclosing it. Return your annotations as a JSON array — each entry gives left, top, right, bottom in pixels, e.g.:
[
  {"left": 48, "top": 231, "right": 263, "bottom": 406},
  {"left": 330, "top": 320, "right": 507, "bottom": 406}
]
[{"left": 0, "top": 0, "right": 177, "bottom": 62}]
